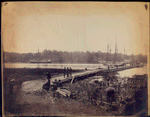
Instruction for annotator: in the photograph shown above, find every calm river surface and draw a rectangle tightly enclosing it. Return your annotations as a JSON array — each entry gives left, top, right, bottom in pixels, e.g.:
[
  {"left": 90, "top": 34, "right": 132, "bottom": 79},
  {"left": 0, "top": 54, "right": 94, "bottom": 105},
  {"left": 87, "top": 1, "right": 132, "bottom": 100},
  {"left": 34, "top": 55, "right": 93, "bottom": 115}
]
[
  {"left": 4, "top": 63, "right": 147, "bottom": 78},
  {"left": 4, "top": 63, "right": 107, "bottom": 70},
  {"left": 118, "top": 65, "right": 147, "bottom": 77}
]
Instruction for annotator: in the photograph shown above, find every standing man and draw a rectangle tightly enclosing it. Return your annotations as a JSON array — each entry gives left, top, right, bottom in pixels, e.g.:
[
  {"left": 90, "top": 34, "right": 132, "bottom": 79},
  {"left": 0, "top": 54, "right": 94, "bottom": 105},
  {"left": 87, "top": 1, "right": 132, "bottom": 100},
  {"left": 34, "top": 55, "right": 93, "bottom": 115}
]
[
  {"left": 108, "top": 65, "right": 110, "bottom": 72},
  {"left": 64, "top": 67, "right": 66, "bottom": 78},
  {"left": 47, "top": 72, "right": 51, "bottom": 80},
  {"left": 69, "top": 67, "right": 72, "bottom": 77},
  {"left": 67, "top": 67, "right": 69, "bottom": 77}
]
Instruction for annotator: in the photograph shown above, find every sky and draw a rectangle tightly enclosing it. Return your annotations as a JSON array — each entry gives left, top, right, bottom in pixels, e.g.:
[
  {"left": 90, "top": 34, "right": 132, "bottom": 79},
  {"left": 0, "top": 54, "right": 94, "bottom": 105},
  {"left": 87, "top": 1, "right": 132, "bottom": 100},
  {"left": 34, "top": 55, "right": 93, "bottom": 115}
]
[{"left": 2, "top": 2, "right": 149, "bottom": 55}]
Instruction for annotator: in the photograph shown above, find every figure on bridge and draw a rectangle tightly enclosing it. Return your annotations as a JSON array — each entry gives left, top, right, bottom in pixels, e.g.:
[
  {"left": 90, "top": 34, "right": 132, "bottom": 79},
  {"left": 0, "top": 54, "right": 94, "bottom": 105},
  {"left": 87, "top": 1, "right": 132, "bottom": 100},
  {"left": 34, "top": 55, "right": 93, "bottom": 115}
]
[
  {"left": 67, "top": 67, "right": 69, "bottom": 77},
  {"left": 52, "top": 79, "right": 58, "bottom": 91},
  {"left": 69, "top": 67, "right": 72, "bottom": 77},
  {"left": 108, "top": 65, "right": 110, "bottom": 72},
  {"left": 64, "top": 67, "right": 66, "bottom": 78},
  {"left": 46, "top": 72, "right": 51, "bottom": 80}
]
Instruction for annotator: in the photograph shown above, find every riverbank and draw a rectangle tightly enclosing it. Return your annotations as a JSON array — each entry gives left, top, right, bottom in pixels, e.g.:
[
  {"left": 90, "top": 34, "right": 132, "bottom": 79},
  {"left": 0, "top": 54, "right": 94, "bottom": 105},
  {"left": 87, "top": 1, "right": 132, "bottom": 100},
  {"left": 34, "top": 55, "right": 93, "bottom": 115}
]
[
  {"left": 3, "top": 68, "right": 82, "bottom": 82},
  {"left": 3, "top": 68, "right": 148, "bottom": 116},
  {"left": 3, "top": 68, "right": 83, "bottom": 116}
]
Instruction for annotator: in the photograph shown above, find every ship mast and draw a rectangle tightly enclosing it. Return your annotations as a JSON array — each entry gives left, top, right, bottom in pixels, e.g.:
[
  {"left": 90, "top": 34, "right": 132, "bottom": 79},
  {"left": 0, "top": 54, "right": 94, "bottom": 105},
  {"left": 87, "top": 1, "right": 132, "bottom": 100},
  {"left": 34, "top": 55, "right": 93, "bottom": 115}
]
[
  {"left": 38, "top": 45, "right": 39, "bottom": 53},
  {"left": 107, "top": 37, "right": 109, "bottom": 62},
  {"left": 109, "top": 42, "right": 111, "bottom": 61},
  {"left": 124, "top": 43, "right": 125, "bottom": 60},
  {"left": 124, "top": 43, "right": 125, "bottom": 55},
  {"left": 114, "top": 37, "right": 117, "bottom": 63},
  {"left": 38, "top": 45, "right": 40, "bottom": 61},
  {"left": 109, "top": 43, "right": 111, "bottom": 54}
]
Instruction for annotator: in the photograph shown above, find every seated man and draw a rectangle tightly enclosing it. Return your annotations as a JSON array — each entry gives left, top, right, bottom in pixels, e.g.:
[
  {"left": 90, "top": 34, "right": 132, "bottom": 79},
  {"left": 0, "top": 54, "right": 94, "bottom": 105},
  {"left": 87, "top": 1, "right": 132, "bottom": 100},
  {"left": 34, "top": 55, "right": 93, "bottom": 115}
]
[{"left": 42, "top": 72, "right": 51, "bottom": 91}]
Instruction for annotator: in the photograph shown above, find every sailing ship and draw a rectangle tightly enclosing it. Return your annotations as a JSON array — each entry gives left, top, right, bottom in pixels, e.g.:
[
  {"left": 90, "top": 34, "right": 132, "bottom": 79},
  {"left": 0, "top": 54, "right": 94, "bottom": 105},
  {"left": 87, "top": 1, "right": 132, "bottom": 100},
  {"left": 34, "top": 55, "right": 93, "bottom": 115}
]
[{"left": 102, "top": 37, "right": 127, "bottom": 67}]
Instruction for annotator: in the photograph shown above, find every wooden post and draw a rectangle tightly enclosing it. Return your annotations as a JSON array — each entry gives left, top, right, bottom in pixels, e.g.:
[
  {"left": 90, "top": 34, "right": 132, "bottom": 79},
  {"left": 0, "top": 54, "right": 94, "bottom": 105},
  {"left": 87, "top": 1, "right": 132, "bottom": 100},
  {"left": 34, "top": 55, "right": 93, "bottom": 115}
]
[{"left": 70, "top": 76, "right": 75, "bottom": 84}]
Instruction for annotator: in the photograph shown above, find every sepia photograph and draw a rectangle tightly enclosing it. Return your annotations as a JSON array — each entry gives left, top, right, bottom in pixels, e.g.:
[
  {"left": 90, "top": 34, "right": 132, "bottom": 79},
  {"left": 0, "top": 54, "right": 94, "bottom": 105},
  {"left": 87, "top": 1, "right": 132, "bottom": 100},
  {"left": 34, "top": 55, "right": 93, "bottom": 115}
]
[{"left": 2, "top": 2, "right": 149, "bottom": 116}]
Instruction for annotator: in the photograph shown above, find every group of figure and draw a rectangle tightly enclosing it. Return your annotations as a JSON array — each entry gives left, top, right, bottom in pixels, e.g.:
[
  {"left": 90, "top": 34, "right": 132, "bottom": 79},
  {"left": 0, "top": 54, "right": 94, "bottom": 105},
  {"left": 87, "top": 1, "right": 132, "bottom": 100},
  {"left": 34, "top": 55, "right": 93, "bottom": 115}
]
[
  {"left": 43, "top": 66, "right": 73, "bottom": 91},
  {"left": 52, "top": 79, "right": 62, "bottom": 90},
  {"left": 64, "top": 67, "right": 72, "bottom": 78}
]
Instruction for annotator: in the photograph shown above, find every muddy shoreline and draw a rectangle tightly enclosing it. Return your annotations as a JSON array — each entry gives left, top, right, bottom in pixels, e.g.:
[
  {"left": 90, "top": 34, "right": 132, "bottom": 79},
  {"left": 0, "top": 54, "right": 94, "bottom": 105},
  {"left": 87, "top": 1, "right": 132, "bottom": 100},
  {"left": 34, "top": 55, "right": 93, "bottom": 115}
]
[
  {"left": 3, "top": 68, "right": 82, "bottom": 83},
  {"left": 3, "top": 68, "right": 82, "bottom": 76}
]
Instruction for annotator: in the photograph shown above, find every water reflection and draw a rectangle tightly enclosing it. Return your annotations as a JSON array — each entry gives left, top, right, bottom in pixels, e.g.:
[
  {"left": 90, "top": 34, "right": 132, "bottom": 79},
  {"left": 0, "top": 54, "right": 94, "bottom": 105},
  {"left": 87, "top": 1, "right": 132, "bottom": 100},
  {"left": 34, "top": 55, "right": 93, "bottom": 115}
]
[{"left": 118, "top": 66, "right": 147, "bottom": 78}]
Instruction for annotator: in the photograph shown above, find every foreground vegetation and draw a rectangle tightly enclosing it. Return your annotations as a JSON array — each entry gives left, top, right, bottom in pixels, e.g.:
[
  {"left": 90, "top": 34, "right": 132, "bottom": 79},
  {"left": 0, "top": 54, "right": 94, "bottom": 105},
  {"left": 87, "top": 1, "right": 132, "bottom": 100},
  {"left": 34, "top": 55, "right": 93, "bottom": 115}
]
[{"left": 3, "top": 68, "right": 148, "bottom": 116}]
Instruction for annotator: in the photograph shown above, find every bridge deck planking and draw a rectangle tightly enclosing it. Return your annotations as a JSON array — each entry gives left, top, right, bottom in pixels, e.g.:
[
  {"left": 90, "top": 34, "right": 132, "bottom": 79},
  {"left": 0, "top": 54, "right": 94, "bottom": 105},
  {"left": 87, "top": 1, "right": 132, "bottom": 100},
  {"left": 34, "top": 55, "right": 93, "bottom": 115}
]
[{"left": 51, "top": 66, "right": 137, "bottom": 84}]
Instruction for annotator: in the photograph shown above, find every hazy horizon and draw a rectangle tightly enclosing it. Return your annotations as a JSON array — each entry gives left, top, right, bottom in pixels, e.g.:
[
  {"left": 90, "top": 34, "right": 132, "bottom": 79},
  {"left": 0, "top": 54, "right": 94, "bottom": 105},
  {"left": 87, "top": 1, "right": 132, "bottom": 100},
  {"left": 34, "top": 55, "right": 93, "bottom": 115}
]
[
  {"left": 3, "top": 49, "right": 147, "bottom": 56},
  {"left": 2, "top": 2, "right": 149, "bottom": 55}
]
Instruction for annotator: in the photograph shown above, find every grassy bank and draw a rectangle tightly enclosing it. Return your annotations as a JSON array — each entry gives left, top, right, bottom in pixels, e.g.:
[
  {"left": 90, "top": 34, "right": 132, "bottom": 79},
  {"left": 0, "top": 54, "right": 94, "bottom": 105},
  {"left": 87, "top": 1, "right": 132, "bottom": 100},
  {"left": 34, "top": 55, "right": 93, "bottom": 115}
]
[
  {"left": 3, "top": 68, "right": 82, "bottom": 83},
  {"left": 3, "top": 68, "right": 82, "bottom": 76}
]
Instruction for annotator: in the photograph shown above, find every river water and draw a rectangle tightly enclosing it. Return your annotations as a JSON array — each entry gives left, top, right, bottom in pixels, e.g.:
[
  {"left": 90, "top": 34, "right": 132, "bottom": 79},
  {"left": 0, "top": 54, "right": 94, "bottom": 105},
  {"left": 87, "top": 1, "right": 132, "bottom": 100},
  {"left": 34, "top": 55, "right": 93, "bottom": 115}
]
[
  {"left": 4, "top": 63, "right": 107, "bottom": 70},
  {"left": 4, "top": 63, "right": 147, "bottom": 78},
  {"left": 118, "top": 65, "right": 147, "bottom": 77}
]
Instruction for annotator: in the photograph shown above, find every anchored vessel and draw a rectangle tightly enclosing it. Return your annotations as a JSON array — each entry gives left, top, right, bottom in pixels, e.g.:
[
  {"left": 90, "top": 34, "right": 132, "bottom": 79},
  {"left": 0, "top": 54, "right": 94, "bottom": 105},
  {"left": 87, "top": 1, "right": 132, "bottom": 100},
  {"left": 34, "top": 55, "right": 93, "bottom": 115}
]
[
  {"left": 29, "top": 45, "right": 52, "bottom": 63},
  {"left": 29, "top": 59, "right": 52, "bottom": 63}
]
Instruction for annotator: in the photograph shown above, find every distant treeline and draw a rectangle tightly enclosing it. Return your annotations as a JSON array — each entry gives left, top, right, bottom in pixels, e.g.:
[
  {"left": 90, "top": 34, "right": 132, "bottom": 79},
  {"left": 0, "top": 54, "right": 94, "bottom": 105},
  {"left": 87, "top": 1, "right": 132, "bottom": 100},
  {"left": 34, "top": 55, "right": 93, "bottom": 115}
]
[{"left": 3, "top": 50, "right": 147, "bottom": 63}]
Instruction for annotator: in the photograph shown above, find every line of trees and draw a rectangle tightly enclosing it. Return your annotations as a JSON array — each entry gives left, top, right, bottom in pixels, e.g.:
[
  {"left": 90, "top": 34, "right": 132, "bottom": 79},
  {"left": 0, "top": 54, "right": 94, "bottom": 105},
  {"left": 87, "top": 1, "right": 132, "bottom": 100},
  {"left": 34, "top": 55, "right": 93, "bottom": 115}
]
[{"left": 3, "top": 50, "right": 147, "bottom": 63}]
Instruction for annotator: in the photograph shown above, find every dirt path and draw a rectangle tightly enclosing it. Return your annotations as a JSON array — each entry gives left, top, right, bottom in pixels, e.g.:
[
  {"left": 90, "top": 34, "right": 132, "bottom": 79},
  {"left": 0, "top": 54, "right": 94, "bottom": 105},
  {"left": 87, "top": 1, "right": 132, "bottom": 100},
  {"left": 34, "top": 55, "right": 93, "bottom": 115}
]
[{"left": 12, "top": 77, "right": 110, "bottom": 116}]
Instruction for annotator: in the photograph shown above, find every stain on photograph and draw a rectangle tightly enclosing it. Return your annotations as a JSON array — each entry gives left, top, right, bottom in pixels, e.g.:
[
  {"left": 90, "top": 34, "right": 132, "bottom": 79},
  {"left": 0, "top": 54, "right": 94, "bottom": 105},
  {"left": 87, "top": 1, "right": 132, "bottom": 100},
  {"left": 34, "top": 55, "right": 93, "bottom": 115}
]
[{"left": 2, "top": 2, "right": 149, "bottom": 116}]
